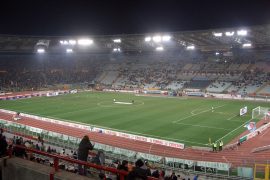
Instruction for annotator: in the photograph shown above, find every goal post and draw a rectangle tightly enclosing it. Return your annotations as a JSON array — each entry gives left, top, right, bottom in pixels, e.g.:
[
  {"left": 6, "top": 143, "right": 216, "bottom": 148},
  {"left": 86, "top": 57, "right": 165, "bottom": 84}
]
[{"left": 252, "top": 106, "right": 270, "bottom": 120}]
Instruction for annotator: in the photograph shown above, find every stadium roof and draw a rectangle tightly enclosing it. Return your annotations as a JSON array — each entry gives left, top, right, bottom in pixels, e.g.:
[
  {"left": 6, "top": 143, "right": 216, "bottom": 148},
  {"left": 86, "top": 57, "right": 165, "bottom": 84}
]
[{"left": 0, "top": 24, "right": 270, "bottom": 54}]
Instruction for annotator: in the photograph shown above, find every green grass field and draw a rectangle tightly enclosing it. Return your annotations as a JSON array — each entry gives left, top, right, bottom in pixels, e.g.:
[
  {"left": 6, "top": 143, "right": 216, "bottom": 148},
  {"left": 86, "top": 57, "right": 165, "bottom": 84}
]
[{"left": 0, "top": 92, "right": 268, "bottom": 146}]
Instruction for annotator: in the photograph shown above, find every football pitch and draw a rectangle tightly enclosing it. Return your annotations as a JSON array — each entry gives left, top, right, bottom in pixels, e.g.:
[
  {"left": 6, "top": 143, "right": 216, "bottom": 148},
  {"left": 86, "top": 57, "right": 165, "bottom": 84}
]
[{"left": 0, "top": 92, "right": 268, "bottom": 147}]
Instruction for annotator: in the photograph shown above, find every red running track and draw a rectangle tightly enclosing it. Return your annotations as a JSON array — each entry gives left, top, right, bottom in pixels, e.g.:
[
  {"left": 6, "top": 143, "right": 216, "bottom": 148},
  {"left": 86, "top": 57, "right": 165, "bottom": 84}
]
[{"left": 0, "top": 112, "right": 270, "bottom": 167}]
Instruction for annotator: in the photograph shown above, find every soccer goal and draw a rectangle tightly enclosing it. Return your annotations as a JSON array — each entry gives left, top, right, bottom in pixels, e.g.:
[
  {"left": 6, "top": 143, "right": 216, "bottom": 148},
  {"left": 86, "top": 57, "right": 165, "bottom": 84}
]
[{"left": 252, "top": 106, "right": 270, "bottom": 120}]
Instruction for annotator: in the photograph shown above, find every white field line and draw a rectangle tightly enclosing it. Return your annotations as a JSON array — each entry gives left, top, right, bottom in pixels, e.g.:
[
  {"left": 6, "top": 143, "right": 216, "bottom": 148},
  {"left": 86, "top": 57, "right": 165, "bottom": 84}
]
[
  {"left": 190, "top": 107, "right": 209, "bottom": 115},
  {"left": 175, "top": 122, "right": 231, "bottom": 131},
  {"left": 0, "top": 108, "right": 206, "bottom": 146},
  {"left": 172, "top": 105, "right": 225, "bottom": 123},
  {"left": 227, "top": 114, "right": 238, "bottom": 120},
  {"left": 216, "top": 118, "right": 252, "bottom": 142},
  {"left": 225, "top": 119, "right": 244, "bottom": 122}
]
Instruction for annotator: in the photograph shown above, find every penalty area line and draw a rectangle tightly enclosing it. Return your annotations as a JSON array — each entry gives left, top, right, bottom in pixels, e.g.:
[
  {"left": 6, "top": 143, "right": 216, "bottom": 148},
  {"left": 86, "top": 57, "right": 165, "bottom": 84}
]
[
  {"left": 227, "top": 114, "right": 238, "bottom": 120},
  {"left": 216, "top": 118, "right": 253, "bottom": 142},
  {"left": 174, "top": 122, "right": 231, "bottom": 131},
  {"left": 172, "top": 105, "right": 225, "bottom": 123}
]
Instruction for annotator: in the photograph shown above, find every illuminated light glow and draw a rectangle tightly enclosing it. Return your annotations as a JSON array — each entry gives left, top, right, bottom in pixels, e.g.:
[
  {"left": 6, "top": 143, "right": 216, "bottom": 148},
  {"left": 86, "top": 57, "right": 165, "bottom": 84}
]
[
  {"left": 215, "top": 52, "right": 220, "bottom": 55},
  {"left": 68, "top": 40, "right": 77, "bottom": 45},
  {"left": 162, "top": 35, "right": 171, "bottom": 41},
  {"left": 243, "top": 43, "right": 252, "bottom": 48},
  {"left": 66, "top": 49, "right": 73, "bottom": 53},
  {"left": 237, "top": 30, "right": 247, "bottom": 36},
  {"left": 60, "top": 40, "right": 76, "bottom": 45},
  {"left": 78, "top": 39, "right": 93, "bottom": 46},
  {"left": 153, "top": 36, "right": 161, "bottom": 42},
  {"left": 37, "top": 48, "right": 45, "bottom": 53},
  {"left": 187, "top": 45, "right": 195, "bottom": 50},
  {"left": 156, "top": 46, "right": 164, "bottom": 51},
  {"left": 60, "top": 40, "right": 69, "bottom": 45},
  {"left": 113, "top": 39, "right": 121, "bottom": 43},
  {"left": 145, "top": 37, "right": 151, "bottom": 42},
  {"left": 213, "top": 32, "right": 223, "bottom": 37},
  {"left": 113, "top": 48, "right": 121, "bottom": 52},
  {"left": 225, "top": 31, "right": 234, "bottom": 36}
]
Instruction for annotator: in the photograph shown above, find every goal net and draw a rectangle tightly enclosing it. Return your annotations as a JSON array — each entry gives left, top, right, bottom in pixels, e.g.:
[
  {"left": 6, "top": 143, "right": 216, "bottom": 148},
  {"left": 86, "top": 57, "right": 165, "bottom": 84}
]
[{"left": 252, "top": 106, "right": 270, "bottom": 120}]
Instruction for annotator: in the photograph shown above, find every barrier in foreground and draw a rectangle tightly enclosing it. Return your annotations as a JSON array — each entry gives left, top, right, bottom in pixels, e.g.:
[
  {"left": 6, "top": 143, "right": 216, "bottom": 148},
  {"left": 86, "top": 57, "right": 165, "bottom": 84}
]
[{"left": 10, "top": 145, "right": 157, "bottom": 180}]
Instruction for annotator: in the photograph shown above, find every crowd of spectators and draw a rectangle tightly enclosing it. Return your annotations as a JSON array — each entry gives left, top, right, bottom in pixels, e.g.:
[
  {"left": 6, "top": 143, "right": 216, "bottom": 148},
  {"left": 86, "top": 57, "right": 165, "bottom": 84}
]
[
  {"left": 0, "top": 129, "right": 197, "bottom": 180},
  {"left": 1, "top": 55, "right": 269, "bottom": 95}
]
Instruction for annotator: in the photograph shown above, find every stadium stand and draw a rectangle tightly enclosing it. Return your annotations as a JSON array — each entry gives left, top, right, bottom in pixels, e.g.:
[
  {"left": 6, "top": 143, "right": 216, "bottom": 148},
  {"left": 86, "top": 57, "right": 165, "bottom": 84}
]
[
  {"left": 0, "top": 24, "right": 270, "bottom": 180},
  {"left": 258, "top": 85, "right": 270, "bottom": 95},
  {"left": 206, "top": 81, "right": 232, "bottom": 93}
]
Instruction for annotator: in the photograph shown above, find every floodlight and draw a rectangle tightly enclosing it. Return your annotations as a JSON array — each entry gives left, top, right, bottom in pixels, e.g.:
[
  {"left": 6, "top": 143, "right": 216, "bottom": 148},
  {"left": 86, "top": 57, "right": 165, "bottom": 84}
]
[
  {"left": 113, "top": 39, "right": 121, "bottom": 43},
  {"left": 242, "top": 43, "right": 252, "bottom": 48},
  {"left": 187, "top": 45, "right": 195, "bottom": 50},
  {"left": 237, "top": 30, "right": 247, "bottom": 36},
  {"left": 213, "top": 32, "right": 223, "bottom": 37},
  {"left": 215, "top": 52, "right": 220, "bottom": 55},
  {"left": 78, "top": 39, "right": 93, "bottom": 46},
  {"left": 60, "top": 40, "right": 69, "bottom": 45},
  {"left": 153, "top": 36, "right": 161, "bottom": 42},
  {"left": 225, "top": 31, "right": 234, "bottom": 36},
  {"left": 37, "top": 48, "right": 45, "bottom": 53},
  {"left": 162, "top": 35, "right": 171, "bottom": 41},
  {"left": 113, "top": 48, "right": 121, "bottom": 52},
  {"left": 68, "top": 40, "right": 77, "bottom": 45},
  {"left": 66, "top": 49, "right": 73, "bottom": 53},
  {"left": 156, "top": 46, "right": 164, "bottom": 51},
  {"left": 145, "top": 37, "right": 151, "bottom": 42}
]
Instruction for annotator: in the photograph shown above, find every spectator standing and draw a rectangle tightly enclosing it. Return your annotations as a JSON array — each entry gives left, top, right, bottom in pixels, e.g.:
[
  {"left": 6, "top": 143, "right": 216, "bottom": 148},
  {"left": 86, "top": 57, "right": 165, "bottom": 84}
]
[
  {"left": 77, "top": 135, "right": 94, "bottom": 175},
  {"left": 0, "top": 135, "right": 8, "bottom": 156}
]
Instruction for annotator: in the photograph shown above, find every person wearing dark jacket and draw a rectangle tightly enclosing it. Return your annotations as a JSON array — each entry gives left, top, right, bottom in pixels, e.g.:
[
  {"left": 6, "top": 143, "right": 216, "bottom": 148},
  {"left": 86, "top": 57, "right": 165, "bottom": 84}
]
[
  {"left": 78, "top": 135, "right": 94, "bottom": 175},
  {"left": 127, "top": 159, "right": 149, "bottom": 180},
  {"left": 0, "top": 135, "right": 8, "bottom": 156},
  {"left": 117, "top": 160, "right": 129, "bottom": 180}
]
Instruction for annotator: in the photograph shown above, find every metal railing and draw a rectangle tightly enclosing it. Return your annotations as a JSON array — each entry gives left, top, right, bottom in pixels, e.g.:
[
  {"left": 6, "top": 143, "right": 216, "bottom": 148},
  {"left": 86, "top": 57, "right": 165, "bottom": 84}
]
[{"left": 9, "top": 144, "right": 157, "bottom": 180}]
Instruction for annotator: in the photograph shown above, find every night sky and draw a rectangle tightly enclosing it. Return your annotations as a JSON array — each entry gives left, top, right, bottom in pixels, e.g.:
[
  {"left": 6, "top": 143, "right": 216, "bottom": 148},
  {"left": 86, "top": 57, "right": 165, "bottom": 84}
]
[{"left": 0, "top": 0, "right": 270, "bottom": 36}]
